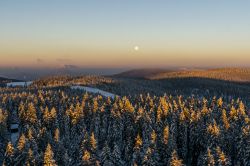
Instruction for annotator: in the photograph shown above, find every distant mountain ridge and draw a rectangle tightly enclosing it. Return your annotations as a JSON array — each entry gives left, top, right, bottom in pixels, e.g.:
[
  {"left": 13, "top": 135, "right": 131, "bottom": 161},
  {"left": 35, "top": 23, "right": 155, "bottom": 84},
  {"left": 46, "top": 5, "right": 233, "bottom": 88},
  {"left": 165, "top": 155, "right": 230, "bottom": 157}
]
[
  {"left": 113, "top": 68, "right": 174, "bottom": 78},
  {"left": 115, "top": 68, "right": 250, "bottom": 82}
]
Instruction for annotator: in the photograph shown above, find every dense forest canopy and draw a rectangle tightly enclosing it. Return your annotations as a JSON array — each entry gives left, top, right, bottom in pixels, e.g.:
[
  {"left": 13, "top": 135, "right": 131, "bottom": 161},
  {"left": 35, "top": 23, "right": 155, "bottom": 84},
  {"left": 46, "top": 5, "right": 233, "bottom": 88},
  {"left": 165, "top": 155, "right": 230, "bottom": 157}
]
[{"left": 0, "top": 83, "right": 250, "bottom": 165}]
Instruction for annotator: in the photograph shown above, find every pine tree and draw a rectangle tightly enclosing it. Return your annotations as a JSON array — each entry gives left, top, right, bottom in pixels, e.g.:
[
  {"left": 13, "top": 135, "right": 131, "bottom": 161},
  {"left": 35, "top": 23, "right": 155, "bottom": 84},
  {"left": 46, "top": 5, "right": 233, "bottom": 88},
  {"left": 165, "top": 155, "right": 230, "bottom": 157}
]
[
  {"left": 25, "top": 148, "right": 35, "bottom": 165},
  {"left": 142, "top": 147, "right": 160, "bottom": 166},
  {"left": 27, "top": 128, "right": 34, "bottom": 141},
  {"left": 111, "top": 143, "right": 124, "bottom": 165},
  {"left": 54, "top": 128, "right": 60, "bottom": 142},
  {"left": 93, "top": 98, "right": 99, "bottom": 113},
  {"left": 238, "top": 101, "right": 246, "bottom": 116},
  {"left": 207, "top": 121, "right": 220, "bottom": 137},
  {"left": 198, "top": 148, "right": 215, "bottom": 166},
  {"left": 0, "top": 108, "right": 8, "bottom": 124},
  {"left": 124, "top": 98, "right": 134, "bottom": 113},
  {"left": 156, "top": 106, "right": 163, "bottom": 123},
  {"left": 26, "top": 102, "right": 37, "bottom": 124},
  {"left": 216, "top": 147, "right": 231, "bottom": 166},
  {"left": 170, "top": 150, "right": 184, "bottom": 166},
  {"left": 135, "top": 134, "right": 143, "bottom": 149},
  {"left": 217, "top": 98, "right": 223, "bottom": 108},
  {"left": 43, "top": 107, "right": 51, "bottom": 125},
  {"left": 222, "top": 109, "right": 230, "bottom": 130},
  {"left": 82, "top": 150, "right": 91, "bottom": 165},
  {"left": 50, "top": 107, "right": 57, "bottom": 119},
  {"left": 5, "top": 142, "right": 14, "bottom": 157},
  {"left": 0, "top": 108, "right": 8, "bottom": 160},
  {"left": 151, "top": 130, "right": 157, "bottom": 144},
  {"left": 4, "top": 142, "right": 15, "bottom": 165},
  {"left": 132, "top": 134, "right": 143, "bottom": 165},
  {"left": 101, "top": 143, "right": 113, "bottom": 166},
  {"left": 238, "top": 124, "right": 250, "bottom": 165},
  {"left": 163, "top": 126, "right": 169, "bottom": 145},
  {"left": 90, "top": 132, "right": 97, "bottom": 151},
  {"left": 17, "top": 134, "right": 26, "bottom": 151},
  {"left": 44, "top": 143, "right": 57, "bottom": 166}
]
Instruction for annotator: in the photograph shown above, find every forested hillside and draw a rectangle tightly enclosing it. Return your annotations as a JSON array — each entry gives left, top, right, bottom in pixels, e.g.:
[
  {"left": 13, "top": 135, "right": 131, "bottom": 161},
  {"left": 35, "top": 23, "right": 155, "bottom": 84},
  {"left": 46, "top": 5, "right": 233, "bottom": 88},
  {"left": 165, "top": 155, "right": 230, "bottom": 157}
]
[
  {"left": 1, "top": 86, "right": 250, "bottom": 165},
  {"left": 145, "top": 68, "right": 250, "bottom": 82}
]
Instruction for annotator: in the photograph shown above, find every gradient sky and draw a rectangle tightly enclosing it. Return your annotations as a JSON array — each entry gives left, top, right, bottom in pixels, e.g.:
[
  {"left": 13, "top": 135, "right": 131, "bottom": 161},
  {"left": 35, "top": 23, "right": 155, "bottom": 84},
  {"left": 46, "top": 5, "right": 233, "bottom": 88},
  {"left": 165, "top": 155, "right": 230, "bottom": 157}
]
[{"left": 0, "top": 0, "right": 250, "bottom": 68}]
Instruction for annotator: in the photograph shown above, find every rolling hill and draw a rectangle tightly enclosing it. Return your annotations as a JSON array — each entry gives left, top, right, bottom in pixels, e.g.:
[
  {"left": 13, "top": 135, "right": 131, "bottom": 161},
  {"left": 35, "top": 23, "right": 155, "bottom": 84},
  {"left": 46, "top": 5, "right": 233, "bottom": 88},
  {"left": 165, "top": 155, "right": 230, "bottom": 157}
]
[
  {"left": 113, "top": 68, "right": 173, "bottom": 79},
  {"left": 115, "top": 68, "right": 250, "bottom": 82},
  {"left": 108, "top": 68, "right": 250, "bottom": 97}
]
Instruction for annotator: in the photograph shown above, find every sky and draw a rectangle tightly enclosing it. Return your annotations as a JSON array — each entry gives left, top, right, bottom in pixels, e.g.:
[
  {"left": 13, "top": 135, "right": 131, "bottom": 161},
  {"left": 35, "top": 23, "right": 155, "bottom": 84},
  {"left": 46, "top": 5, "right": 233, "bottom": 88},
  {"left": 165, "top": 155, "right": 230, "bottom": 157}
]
[{"left": 0, "top": 0, "right": 250, "bottom": 68}]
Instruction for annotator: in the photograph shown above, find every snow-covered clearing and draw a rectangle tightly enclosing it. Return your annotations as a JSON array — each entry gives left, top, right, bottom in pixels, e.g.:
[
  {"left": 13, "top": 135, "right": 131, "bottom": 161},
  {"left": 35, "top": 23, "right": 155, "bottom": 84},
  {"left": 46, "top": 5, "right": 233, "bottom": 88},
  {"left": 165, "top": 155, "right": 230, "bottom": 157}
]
[
  {"left": 7, "top": 81, "right": 33, "bottom": 87},
  {"left": 71, "top": 86, "right": 117, "bottom": 99}
]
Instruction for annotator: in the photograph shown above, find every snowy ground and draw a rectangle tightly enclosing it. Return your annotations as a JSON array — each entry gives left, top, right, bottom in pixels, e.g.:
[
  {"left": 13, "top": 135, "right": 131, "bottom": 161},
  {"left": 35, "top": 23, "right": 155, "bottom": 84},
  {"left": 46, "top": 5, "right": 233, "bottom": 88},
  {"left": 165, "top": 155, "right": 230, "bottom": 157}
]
[
  {"left": 7, "top": 81, "right": 33, "bottom": 87},
  {"left": 11, "top": 132, "right": 19, "bottom": 145},
  {"left": 71, "top": 86, "right": 117, "bottom": 99}
]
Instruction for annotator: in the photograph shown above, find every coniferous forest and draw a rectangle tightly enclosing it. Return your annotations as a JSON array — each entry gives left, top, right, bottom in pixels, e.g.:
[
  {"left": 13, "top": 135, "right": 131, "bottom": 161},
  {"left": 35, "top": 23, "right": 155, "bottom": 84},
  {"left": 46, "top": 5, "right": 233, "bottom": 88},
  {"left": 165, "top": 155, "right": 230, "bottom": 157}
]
[
  {"left": 2, "top": 0, "right": 250, "bottom": 165},
  {"left": 1, "top": 77, "right": 250, "bottom": 166}
]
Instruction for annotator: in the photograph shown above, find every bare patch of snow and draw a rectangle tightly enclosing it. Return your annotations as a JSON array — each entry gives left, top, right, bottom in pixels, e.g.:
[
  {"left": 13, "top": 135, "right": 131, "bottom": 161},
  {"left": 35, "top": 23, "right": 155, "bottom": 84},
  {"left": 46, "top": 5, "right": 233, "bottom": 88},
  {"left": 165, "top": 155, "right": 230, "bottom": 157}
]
[{"left": 71, "top": 86, "right": 117, "bottom": 99}]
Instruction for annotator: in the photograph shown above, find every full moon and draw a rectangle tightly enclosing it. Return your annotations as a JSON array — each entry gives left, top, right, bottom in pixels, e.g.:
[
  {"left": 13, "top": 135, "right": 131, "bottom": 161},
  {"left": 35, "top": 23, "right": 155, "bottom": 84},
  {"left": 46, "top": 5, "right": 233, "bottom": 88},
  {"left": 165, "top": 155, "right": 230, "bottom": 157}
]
[{"left": 134, "top": 46, "right": 139, "bottom": 51}]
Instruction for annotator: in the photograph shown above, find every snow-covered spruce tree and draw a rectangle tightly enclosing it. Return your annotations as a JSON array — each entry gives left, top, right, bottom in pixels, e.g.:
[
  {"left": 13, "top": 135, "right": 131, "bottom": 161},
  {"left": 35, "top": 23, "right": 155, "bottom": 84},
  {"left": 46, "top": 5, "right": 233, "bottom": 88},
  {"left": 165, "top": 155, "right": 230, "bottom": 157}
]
[
  {"left": 197, "top": 148, "right": 215, "bottom": 166},
  {"left": 53, "top": 130, "right": 67, "bottom": 165},
  {"left": 206, "top": 120, "right": 220, "bottom": 148},
  {"left": 24, "top": 148, "right": 36, "bottom": 166},
  {"left": 169, "top": 150, "right": 184, "bottom": 166},
  {"left": 82, "top": 150, "right": 91, "bottom": 165},
  {"left": 178, "top": 107, "right": 189, "bottom": 163},
  {"left": 235, "top": 124, "right": 250, "bottom": 166},
  {"left": 90, "top": 132, "right": 97, "bottom": 152},
  {"left": 0, "top": 109, "right": 8, "bottom": 163},
  {"left": 17, "top": 134, "right": 26, "bottom": 151},
  {"left": 215, "top": 146, "right": 231, "bottom": 166},
  {"left": 26, "top": 102, "right": 37, "bottom": 125},
  {"left": 132, "top": 134, "right": 143, "bottom": 165},
  {"left": 43, "top": 143, "right": 57, "bottom": 166},
  {"left": 3, "top": 142, "right": 15, "bottom": 166},
  {"left": 101, "top": 142, "right": 113, "bottom": 166},
  {"left": 111, "top": 143, "right": 125, "bottom": 165},
  {"left": 142, "top": 147, "right": 160, "bottom": 166}
]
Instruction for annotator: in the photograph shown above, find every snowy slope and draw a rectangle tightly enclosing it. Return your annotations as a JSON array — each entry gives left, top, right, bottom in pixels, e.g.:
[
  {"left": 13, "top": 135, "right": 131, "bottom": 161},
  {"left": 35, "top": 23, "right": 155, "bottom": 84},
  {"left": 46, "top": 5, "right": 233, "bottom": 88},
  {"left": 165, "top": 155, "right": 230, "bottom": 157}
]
[{"left": 71, "top": 86, "right": 117, "bottom": 99}]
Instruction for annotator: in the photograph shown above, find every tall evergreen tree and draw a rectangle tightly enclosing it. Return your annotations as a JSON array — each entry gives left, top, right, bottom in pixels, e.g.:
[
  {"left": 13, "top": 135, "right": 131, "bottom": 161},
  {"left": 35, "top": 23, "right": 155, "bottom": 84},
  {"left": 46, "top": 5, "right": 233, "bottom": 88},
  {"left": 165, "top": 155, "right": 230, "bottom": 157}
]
[{"left": 43, "top": 143, "right": 57, "bottom": 166}]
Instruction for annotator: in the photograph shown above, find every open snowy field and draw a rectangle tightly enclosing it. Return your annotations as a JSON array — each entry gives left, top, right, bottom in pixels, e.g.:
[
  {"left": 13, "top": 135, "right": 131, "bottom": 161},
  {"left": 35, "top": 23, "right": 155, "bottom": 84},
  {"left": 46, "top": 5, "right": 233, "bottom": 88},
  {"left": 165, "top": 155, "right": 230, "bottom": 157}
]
[
  {"left": 71, "top": 85, "right": 117, "bottom": 99},
  {"left": 6, "top": 81, "right": 33, "bottom": 87}
]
